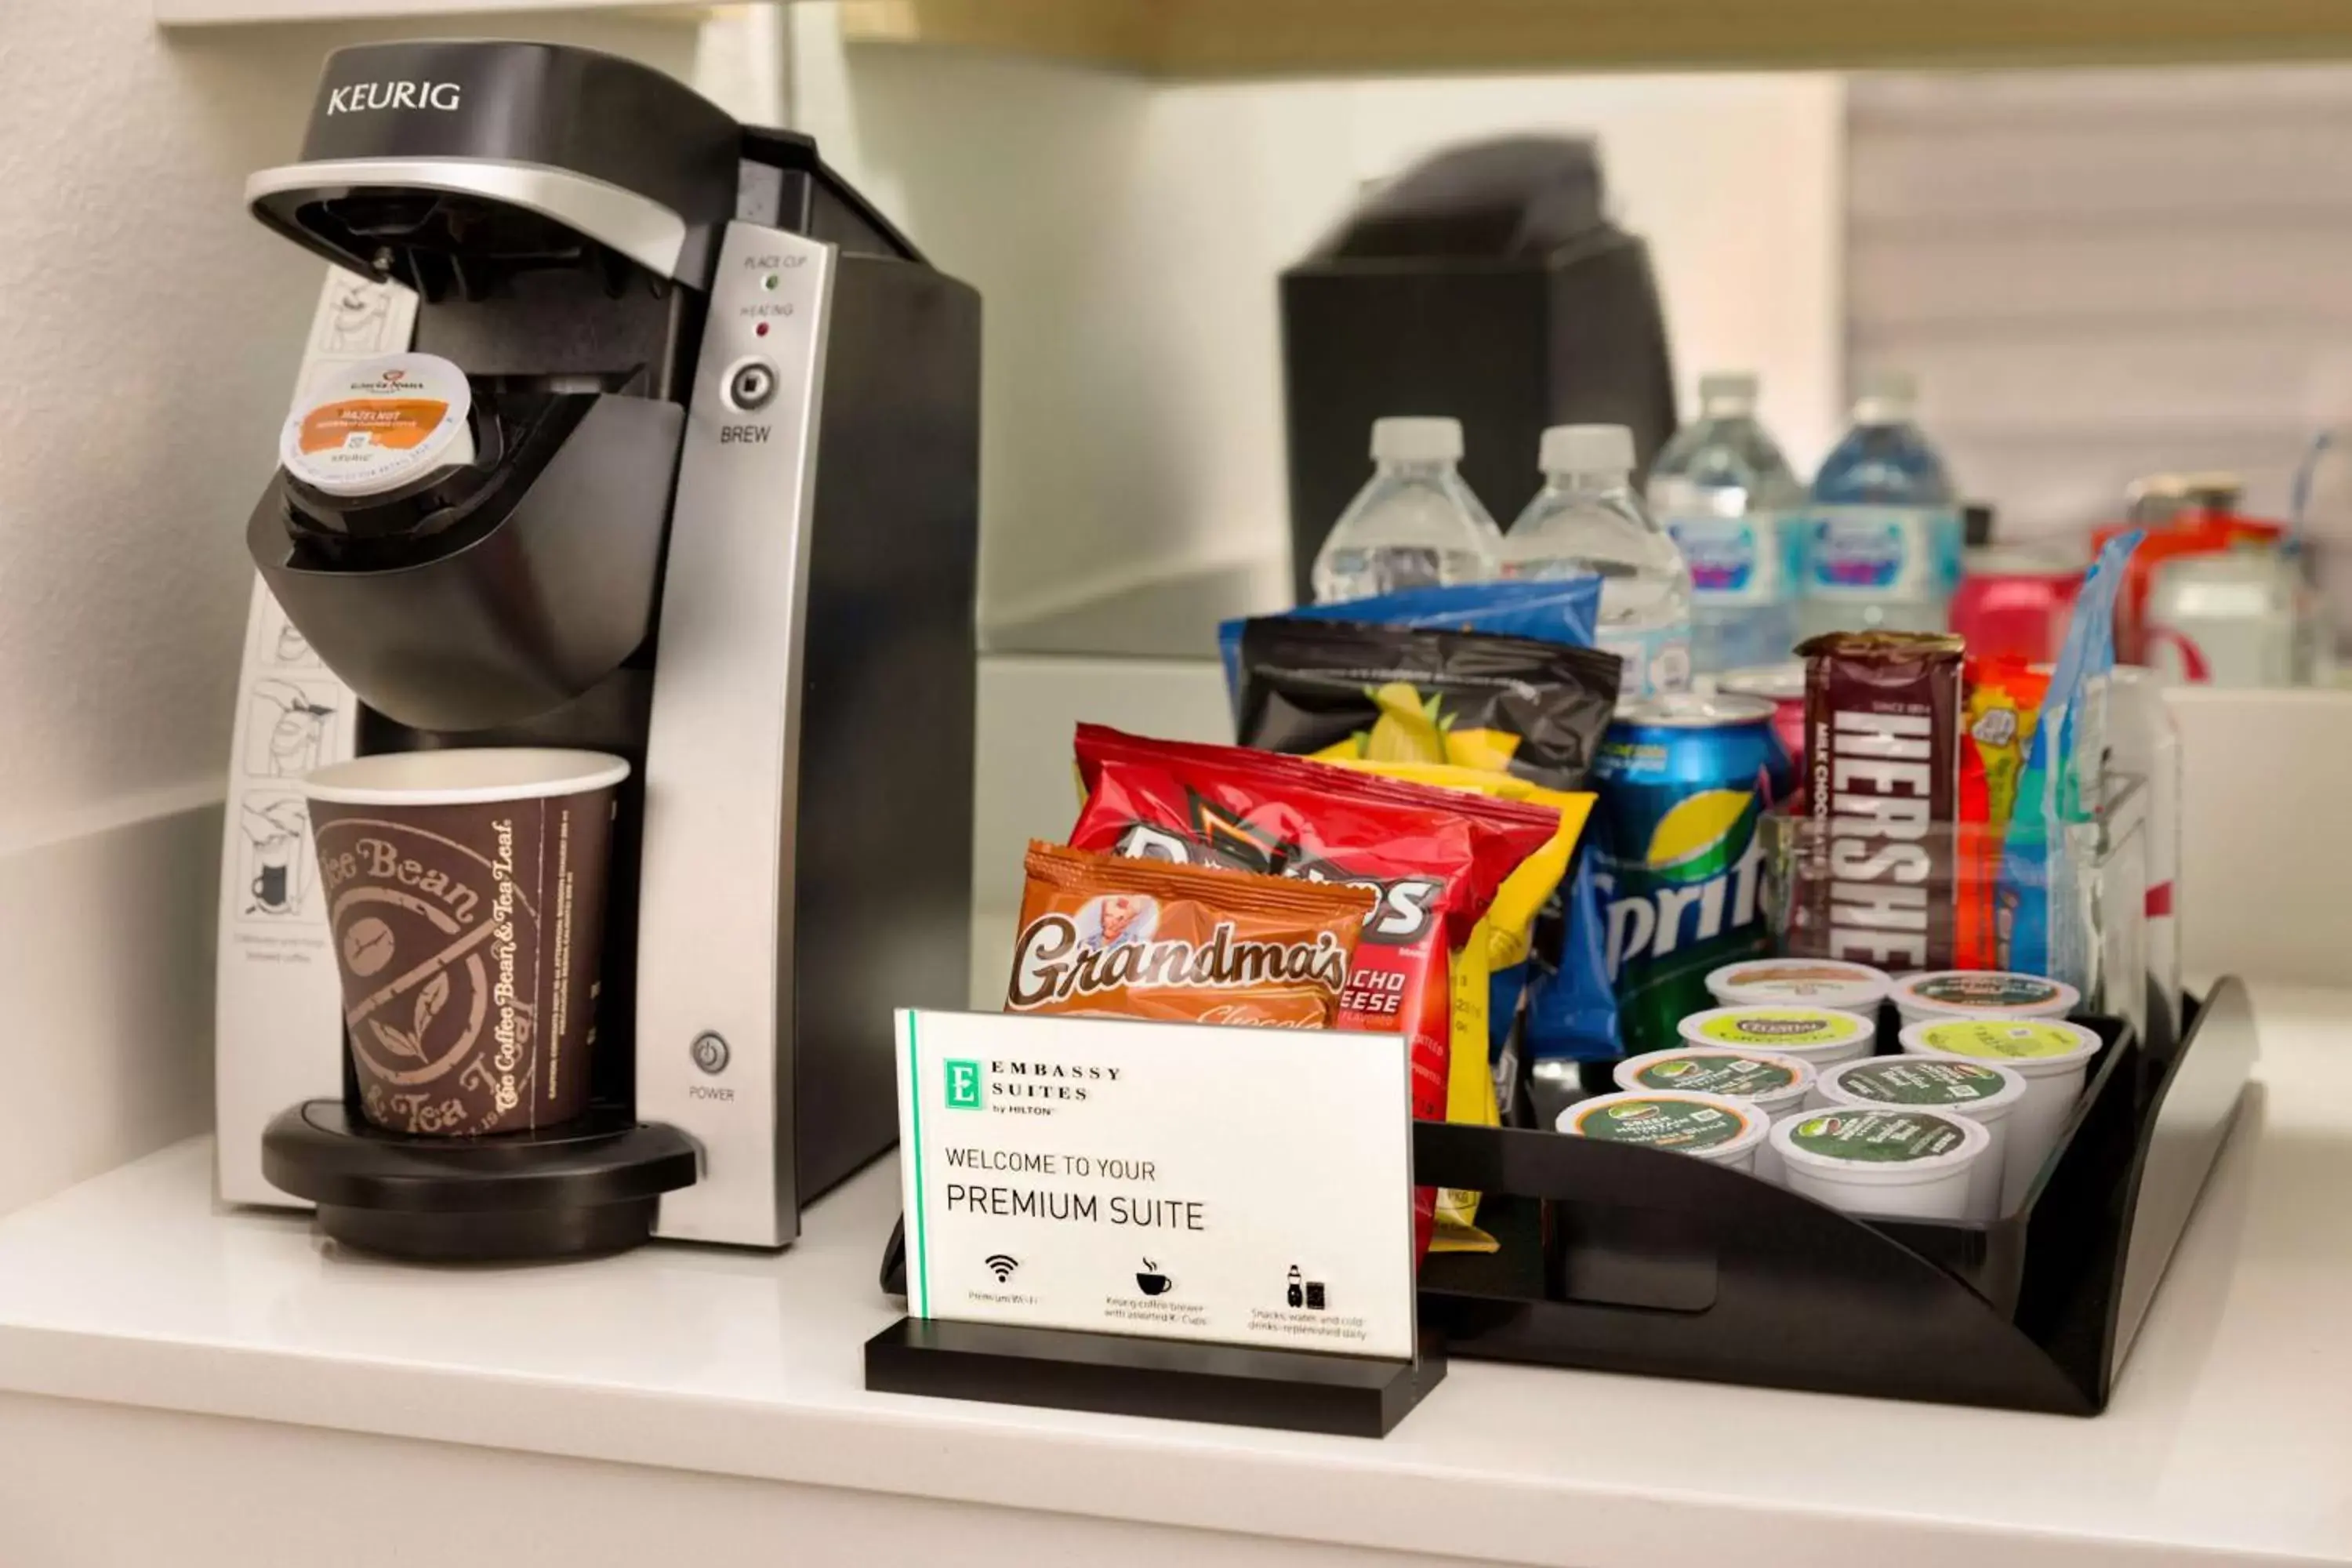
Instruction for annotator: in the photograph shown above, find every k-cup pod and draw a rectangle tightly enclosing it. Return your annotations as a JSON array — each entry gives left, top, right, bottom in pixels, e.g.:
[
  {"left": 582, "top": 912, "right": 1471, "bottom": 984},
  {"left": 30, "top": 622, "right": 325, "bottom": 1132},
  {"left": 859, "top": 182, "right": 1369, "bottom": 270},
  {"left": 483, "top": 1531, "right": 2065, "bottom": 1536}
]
[
  {"left": 1772, "top": 1107, "right": 1992, "bottom": 1221},
  {"left": 1559, "top": 1090, "right": 1769, "bottom": 1175},
  {"left": 1704, "top": 956, "right": 1891, "bottom": 1013},
  {"left": 1613, "top": 1048, "right": 1813, "bottom": 1184},
  {"left": 1814, "top": 1055, "right": 2027, "bottom": 1219},
  {"left": 1677, "top": 1004, "right": 1876, "bottom": 1070},
  {"left": 1890, "top": 968, "right": 2079, "bottom": 1026},
  {"left": 303, "top": 748, "right": 626, "bottom": 1138},
  {"left": 1901, "top": 1017, "right": 2101, "bottom": 1211},
  {"left": 281, "top": 351, "right": 475, "bottom": 499}
]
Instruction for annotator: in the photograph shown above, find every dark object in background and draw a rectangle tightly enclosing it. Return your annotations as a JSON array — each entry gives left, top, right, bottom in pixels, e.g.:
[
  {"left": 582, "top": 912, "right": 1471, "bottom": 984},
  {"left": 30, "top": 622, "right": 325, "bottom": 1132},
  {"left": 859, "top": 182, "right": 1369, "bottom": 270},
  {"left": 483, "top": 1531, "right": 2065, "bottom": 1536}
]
[
  {"left": 1965, "top": 503, "right": 1995, "bottom": 548},
  {"left": 1280, "top": 137, "right": 1679, "bottom": 604}
]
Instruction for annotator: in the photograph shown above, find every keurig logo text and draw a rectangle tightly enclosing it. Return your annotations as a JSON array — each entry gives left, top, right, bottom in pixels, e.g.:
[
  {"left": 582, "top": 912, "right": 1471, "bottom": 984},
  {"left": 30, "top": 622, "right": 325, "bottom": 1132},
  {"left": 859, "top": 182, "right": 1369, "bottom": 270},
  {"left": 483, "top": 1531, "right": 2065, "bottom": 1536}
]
[{"left": 328, "top": 81, "right": 463, "bottom": 114}]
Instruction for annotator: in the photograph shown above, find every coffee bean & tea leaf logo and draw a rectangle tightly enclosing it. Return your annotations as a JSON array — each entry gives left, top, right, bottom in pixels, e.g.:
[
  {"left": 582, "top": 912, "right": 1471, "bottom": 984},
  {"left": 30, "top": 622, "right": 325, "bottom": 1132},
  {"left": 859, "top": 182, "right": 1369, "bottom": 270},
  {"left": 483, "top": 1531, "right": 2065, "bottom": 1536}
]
[{"left": 365, "top": 970, "right": 450, "bottom": 1062}]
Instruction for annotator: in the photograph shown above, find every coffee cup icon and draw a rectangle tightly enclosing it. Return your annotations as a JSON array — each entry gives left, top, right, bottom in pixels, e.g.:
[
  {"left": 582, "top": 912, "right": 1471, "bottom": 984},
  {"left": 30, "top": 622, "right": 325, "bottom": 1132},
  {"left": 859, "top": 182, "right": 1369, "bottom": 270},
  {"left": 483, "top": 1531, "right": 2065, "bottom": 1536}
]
[{"left": 1136, "top": 1258, "right": 1173, "bottom": 1297}]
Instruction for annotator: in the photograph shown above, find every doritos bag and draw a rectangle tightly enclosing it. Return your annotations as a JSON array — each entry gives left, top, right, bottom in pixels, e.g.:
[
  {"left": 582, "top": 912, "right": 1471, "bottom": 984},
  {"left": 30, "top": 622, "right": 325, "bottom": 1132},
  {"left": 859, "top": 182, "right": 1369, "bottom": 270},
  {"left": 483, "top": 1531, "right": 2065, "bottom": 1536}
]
[{"left": 1069, "top": 726, "right": 1559, "bottom": 1258}]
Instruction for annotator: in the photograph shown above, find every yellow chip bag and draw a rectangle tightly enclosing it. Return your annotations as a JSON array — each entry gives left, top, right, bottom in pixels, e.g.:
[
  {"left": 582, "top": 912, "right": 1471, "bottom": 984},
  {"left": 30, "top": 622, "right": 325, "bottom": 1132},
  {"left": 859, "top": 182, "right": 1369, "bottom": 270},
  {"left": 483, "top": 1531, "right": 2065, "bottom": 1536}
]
[{"left": 1329, "top": 760, "right": 1592, "bottom": 1252}]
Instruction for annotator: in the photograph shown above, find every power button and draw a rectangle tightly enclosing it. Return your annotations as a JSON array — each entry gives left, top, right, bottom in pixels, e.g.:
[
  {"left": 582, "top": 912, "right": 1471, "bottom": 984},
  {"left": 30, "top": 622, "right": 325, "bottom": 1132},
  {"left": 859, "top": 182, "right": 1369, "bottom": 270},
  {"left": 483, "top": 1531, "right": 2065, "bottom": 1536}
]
[
  {"left": 725, "top": 358, "right": 778, "bottom": 412},
  {"left": 691, "top": 1032, "right": 730, "bottom": 1076}
]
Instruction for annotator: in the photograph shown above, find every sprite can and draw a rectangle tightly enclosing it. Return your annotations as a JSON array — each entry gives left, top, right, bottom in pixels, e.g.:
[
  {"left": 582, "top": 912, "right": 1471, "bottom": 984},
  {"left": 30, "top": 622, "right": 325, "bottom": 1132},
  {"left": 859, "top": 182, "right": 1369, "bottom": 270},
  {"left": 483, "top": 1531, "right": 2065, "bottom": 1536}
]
[{"left": 1594, "top": 693, "right": 1793, "bottom": 1054}]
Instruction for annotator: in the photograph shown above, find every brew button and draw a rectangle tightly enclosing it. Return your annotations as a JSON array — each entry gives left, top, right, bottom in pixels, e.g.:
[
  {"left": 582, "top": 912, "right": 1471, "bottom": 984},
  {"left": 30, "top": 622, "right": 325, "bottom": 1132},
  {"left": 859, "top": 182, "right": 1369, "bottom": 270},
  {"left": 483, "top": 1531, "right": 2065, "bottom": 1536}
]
[
  {"left": 725, "top": 358, "right": 777, "bottom": 411},
  {"left": 691, "top": 1033, "right": 729, "bottom": 1076}
]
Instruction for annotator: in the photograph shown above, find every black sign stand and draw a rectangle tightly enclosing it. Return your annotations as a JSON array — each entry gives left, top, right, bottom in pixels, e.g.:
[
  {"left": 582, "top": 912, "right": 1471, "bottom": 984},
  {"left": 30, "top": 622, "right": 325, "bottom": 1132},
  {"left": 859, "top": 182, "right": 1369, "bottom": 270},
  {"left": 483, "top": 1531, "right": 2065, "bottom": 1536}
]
[{"left": 865, "top": 1318, "right": 1446, "bottom": 1438}]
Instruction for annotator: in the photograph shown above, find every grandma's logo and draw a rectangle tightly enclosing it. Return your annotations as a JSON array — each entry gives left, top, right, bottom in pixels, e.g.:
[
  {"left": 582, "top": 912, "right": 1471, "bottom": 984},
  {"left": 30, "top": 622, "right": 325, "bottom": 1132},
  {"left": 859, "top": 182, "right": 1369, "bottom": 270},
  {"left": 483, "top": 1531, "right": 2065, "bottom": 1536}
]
[{"left": 1007, "top": 910, "right": 1349, "bottom": 1014}]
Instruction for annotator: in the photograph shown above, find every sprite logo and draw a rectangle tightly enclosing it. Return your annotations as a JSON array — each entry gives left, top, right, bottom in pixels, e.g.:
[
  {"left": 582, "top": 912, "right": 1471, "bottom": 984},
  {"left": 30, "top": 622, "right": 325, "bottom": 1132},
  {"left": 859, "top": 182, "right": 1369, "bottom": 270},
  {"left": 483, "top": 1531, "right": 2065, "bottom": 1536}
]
[{"left": 1599, "top": 789, "right": 1766, "bottom": 979}]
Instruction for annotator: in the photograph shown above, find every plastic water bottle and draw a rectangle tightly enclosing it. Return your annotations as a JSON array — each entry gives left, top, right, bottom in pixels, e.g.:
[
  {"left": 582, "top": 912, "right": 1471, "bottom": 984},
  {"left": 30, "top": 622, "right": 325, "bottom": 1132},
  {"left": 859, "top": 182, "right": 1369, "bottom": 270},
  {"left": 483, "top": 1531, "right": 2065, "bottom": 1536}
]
[
  {"left": 1646, "top": 372, "right": 1806, "bottom": 673},
  {"left": 1799, "top": 370, "right": 1962, "bottom": 639},
  {"left": 1310, "top": 416, "right": 1500, "bottom": 603},
  {"left": 1500, "top": 423, "right": 1693, "bottom": 697}
]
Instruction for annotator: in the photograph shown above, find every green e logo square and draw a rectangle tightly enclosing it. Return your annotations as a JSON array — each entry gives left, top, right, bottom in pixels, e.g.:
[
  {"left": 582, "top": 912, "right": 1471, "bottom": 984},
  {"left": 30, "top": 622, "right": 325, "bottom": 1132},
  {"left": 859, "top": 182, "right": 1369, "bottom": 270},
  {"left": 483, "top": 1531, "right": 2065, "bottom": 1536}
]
[{"left": 944, "top": 1059, "right": 983, "bottom": 1110}]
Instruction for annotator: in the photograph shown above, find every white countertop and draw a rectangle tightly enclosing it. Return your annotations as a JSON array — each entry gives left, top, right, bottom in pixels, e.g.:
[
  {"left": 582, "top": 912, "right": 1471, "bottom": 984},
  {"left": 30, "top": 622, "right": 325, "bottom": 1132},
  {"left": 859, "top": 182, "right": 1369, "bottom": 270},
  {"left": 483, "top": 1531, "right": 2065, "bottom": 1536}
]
[{"left": 2, "top": 987, "right": 2349, "bottom": 1567}]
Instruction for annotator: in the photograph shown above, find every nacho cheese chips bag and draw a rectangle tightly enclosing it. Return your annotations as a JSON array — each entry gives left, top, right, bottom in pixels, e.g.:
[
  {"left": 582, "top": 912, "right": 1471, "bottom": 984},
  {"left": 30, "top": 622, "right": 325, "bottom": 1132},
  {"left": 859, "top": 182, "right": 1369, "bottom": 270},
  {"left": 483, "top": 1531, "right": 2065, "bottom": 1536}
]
[{"left": 1069, "top": 726, "right": 1559, "bottom": 1259}]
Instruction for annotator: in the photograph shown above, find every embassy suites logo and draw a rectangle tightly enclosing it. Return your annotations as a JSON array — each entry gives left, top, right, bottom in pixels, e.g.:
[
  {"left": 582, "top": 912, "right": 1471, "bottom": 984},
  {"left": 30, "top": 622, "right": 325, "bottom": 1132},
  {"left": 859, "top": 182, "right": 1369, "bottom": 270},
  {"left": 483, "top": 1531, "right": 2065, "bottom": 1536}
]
[{"left": 943, "top": 1057, "right": 1122, "bottom": 1111}]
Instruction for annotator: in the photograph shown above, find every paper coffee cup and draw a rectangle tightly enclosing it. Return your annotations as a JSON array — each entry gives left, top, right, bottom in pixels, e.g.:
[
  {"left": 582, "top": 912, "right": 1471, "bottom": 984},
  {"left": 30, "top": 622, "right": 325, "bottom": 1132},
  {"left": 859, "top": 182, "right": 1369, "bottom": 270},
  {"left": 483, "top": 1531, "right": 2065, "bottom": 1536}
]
[{"left": 303, "top": 748, "right": 628, "bottom": 1138}]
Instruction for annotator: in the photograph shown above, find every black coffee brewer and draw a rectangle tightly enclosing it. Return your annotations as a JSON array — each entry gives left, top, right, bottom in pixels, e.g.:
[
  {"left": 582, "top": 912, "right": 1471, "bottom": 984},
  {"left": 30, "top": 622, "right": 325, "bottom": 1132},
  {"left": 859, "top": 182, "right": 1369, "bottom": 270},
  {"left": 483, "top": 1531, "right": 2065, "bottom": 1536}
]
[{"left": 215, "top": 39, "right": 981, "bottom": 1258}]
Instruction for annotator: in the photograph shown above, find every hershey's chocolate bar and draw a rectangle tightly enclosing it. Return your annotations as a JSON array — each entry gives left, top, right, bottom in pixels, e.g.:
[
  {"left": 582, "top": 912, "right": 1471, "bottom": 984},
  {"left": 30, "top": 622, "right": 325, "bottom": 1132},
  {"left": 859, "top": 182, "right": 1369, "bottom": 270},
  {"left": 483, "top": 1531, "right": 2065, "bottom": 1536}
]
[{"left": 1798, "top": 631, "right": 1963, "bottom": 971}]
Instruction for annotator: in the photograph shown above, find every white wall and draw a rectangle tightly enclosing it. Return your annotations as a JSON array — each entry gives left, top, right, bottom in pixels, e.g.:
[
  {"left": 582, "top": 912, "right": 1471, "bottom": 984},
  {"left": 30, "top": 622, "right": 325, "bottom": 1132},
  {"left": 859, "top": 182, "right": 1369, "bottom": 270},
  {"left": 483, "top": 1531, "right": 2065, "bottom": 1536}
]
[
  {"left": 789, "top": 9, "right": 1844, "bottom": 632},
  {"left": 1847, "top": 65, "right": 2352, "bottom": 542},
  {"left": 0, "top": 2, "right": 699, "bottom": 1214}
]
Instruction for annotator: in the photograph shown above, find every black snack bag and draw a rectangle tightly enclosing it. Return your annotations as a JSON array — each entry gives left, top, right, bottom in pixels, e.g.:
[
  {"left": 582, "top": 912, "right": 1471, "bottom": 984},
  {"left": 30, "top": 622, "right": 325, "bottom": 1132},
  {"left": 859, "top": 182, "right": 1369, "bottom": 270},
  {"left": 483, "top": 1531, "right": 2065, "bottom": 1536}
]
[{"left": 1234, "top": 619, "right": 1622, "bottom": 790}]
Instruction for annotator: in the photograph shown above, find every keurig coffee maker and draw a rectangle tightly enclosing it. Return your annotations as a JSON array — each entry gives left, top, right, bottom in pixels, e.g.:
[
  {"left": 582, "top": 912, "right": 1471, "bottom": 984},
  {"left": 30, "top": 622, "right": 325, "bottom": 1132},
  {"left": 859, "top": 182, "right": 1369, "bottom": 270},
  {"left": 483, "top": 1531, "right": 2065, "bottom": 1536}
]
[{"left": 213, "top": 40, "right": 981, "bottom": 1257}]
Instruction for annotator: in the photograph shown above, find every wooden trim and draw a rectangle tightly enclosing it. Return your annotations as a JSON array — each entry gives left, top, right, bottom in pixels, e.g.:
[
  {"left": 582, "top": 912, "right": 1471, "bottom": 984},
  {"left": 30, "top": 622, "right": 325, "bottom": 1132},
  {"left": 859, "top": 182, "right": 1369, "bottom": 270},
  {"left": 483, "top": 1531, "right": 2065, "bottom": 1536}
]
[
  {"left": 837, "top": 0, "right": 2352, "bottom": 78},
  {"left": 837, "top": 0, "right": 1164, "bottom": 72}
]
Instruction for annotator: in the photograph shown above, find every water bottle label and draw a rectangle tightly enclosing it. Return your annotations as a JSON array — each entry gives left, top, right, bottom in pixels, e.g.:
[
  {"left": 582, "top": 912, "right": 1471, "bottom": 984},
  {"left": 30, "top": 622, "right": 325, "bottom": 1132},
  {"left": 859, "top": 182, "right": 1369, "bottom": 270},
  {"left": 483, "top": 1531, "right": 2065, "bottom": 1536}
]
[
  {"left": 1602, "top": 624, "right": 1693, "bottom": 699},
  {"left": 1664, "top": 510, "right": 1795, "bottom": 606},
  {"left": 1806, "top": 506, "right": 1962, "bottom": 602}
]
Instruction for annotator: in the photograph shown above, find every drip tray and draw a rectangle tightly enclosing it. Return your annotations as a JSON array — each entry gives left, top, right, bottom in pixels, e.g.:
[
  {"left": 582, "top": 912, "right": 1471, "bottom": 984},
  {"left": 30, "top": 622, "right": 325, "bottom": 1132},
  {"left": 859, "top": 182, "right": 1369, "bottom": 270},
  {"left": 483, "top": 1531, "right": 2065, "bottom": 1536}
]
[{"left": 262, "top": 1101, "right": 699, "bottom": 1262}]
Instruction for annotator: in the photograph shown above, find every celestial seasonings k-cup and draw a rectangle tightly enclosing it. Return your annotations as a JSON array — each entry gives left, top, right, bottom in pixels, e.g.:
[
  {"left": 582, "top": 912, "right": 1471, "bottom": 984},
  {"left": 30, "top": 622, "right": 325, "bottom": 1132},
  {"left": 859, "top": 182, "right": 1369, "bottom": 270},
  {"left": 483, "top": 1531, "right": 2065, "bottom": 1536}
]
[
  {"left": 1814, "top": 1054, "right": 2027, "bottom": 1219},
  {"left": 1675, "top": 1004, "right": 1876, "bottom": 1069},
  {"left": 1704, "top": 956, "right": 1891, "bottom": 1012},
  {"left": 1613, "top": 1047, "right": 1813, "bottom": 1183},
  {"left": 1560, "top": 1090, "right": 1769, "bottom": 1174},
  {"left": 1771, "top": 1107, "right": 1992, "bottom": 1221},
  {"left": 1901, "top": 1015, "right": 2101, "bottom": 1212}
]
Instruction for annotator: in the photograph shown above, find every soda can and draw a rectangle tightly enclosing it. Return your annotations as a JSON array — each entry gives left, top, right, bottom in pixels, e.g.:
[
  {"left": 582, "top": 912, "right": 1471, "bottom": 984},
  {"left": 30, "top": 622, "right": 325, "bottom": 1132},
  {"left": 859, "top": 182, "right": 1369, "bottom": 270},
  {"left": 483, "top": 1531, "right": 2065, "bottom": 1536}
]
[
  {"left": 2144, "top": 550, "right": 2302, "bottom": 687},
  {"left": 1715, "top": 663, "right": 1806, "bottom": 770},
  {"left": 1593, "top": 693, "right": 1794, "bottom": 1055}
]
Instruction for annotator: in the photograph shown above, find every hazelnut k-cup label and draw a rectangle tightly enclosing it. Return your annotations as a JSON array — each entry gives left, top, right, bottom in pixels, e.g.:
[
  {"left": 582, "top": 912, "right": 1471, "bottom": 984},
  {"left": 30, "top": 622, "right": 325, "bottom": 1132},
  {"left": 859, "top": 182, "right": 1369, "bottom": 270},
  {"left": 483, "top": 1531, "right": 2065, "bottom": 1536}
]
[
  {"left": 895, "top": 1010, "right": 1418, "bottom": 1360},
  {"left": 281, "top": 351, "right": 471, "bottom": 496}
]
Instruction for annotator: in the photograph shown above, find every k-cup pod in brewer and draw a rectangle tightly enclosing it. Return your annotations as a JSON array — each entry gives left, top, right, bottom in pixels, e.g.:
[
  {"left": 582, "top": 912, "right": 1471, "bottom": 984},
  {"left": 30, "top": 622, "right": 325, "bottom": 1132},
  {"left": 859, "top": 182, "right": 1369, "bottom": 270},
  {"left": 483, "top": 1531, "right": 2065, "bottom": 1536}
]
[
  {"left": 1613, "top": 1048, "right": 1813, "bottom": 1183},
  {"left": 1677, "top": 1004, "right": 1876, "bottom": 1071},
  {"left": 1705, "top": 956, "right": 1891, "bottom": 1013},
  {"left": 281, "top": 352, "right": 476, "bottom": 504},
  {"left": 1813, "top": 1055, "right": 2026, "bottom": 1220},
  {"left": 1772, "top": 1108, "right": 1992, "bottom": 1221},
  {"left": 1559, "top": 1091, "right": 1769, "bottom": 1175},
  {"left": 303, "top": 748, "right": 627, "bottom": 1138},
  {"left": 1889, "top": 968, "right": 2078, "bottom": 1027},
  {"left": 1901, "top": 1017, "right": 2101, "bottom": 1210}
]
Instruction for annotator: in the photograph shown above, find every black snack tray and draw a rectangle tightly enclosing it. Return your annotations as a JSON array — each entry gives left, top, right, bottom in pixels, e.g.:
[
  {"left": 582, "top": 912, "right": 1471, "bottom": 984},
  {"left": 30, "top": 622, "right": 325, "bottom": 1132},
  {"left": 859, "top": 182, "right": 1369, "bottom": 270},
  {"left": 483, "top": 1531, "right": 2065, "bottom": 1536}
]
[{"left": 1414, "top": 977, "right": 2259, "bottom": 1414}]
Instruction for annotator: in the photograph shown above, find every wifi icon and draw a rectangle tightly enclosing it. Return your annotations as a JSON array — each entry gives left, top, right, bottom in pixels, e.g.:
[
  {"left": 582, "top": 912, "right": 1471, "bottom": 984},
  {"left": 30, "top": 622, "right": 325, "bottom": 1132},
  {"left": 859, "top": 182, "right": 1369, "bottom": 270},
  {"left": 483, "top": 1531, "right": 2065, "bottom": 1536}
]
[{"left": 983, "top": 1254, "right": 1020, "bottom": 1283}]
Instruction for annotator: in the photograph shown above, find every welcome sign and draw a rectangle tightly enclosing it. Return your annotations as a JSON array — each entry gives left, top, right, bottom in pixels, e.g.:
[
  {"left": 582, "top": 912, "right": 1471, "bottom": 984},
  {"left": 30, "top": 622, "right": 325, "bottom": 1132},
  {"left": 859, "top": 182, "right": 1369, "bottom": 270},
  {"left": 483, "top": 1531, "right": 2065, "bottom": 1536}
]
[{"left": 895, "top": 1011, "right": 1418, "bottom": 1362}]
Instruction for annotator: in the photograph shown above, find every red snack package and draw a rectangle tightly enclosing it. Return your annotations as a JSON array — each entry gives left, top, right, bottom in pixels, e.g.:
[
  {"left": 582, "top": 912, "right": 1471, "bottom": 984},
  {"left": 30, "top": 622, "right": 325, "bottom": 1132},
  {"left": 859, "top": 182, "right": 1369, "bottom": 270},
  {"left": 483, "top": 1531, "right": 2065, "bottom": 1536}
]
[{"left": 1070, "top": 725, "right": 1560, "bottom": 1255}]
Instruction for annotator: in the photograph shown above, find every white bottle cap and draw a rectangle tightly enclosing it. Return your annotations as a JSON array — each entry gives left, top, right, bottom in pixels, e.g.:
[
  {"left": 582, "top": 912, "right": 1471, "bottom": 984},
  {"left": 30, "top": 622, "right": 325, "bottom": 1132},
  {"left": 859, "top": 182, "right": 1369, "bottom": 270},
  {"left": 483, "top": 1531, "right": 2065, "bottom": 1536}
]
[
  {"left": 282, "top": 352, "right": 474, "bottom": 498},
  {"left": 1697, "top": 372, "right": 1759, "bottom": 406},
  {"left": 1370, "top": 416, "right": 1463, "bottom": 464},
  {"left": 1539, "top": 423, "right": 1634, "bottom": 476},
  {"left": 1852, "top": 368, "right": 1918, "bottom": 423}
]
